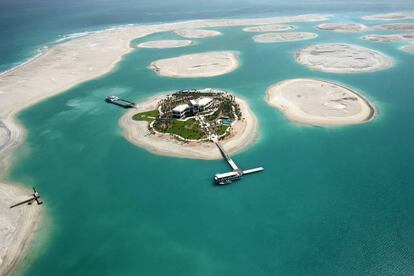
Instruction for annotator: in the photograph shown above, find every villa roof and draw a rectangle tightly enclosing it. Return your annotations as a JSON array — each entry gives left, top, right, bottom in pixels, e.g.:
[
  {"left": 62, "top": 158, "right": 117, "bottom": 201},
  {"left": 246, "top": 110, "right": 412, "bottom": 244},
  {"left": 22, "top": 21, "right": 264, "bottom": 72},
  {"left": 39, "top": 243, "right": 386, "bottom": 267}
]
[
  {"left": 197, "top": 97, "right": 212, "bottom": 106},
  {"left": 173, "top": 104, "right": 189, "bottom": 113}
]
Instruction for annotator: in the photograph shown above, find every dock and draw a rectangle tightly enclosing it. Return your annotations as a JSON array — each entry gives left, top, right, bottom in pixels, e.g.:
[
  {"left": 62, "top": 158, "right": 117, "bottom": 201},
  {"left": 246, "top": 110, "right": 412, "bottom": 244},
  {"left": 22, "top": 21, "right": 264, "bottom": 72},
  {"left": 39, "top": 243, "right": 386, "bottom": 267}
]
[
  {"left": 213, "top": 137, "right": 263, "bottom": 184},
  {"left": 198, "top": 115, "right": 263, "bottom": 184},
  {"left": 10, "top": 187, "right": 43, "bottom": 208},
  {"left": 105, "top": 96, "right": 136, "bottom": 108}
]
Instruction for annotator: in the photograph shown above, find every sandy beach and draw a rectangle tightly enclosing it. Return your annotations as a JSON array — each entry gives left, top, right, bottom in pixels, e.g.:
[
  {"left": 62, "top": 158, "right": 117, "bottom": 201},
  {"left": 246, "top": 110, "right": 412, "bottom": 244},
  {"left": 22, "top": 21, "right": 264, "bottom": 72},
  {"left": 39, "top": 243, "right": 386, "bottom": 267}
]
[
  {"left": 362, "top": 33, "right": 414, "bottom": 42},
  {"left": 316, "top": 23, "right": 368, "bottom": 32},
  {"left": 173, "top": 29, "right": 221, "bottom": 38},
  {"left": 295, "top": 43, "right": 393, "bottom": 73},
  {"left": 253, "top": 32, "right": 317, "bottom": 43},
  {"left": 362, "top": 12, "right": 414, "bottom": 21},
  {"left": 265, "top": 78, "right": 374, "bottom": 126},
  {"left": 402, "top": 45, "right": 414, "bottom": 53},
  {"left": 242, "top": 24, "right": 294, "bottom": 32},
  {"left": 149, "top": 51, "right": 239, "bottom": 78},
  {"left": 373, "top": 23, "right": 414, "bottom": 31},
  {"left": 137, "top": 39, "right": 193, "bottom": 48},
  {"left": 0, "top": 13, "right": 328, "bottom": 273},
  {"left": 119, "top": 94, "right": 258, "bottom": 160},
  {"left": 0, "top": 183, "right": 41, "bottom": 276}
]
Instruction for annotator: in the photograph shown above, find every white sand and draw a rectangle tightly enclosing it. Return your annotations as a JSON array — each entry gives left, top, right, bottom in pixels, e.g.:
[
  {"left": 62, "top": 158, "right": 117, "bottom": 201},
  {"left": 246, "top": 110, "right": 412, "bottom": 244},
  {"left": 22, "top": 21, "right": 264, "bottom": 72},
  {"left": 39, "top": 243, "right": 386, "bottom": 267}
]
[
  {"left": 119, "top": 94, "right": 258, "bottom": 160},
  {"left": 174, "top": 29, "right": 221, "bottom": 38},
  {"left": 362, "top": 33, "right": 414, "bottom": 42},
  {"left": 362, "top": 12, "right": 414, "bottom": 21},
  {"left": 295, "top": 43, "right": 393, "bottom": 73},
  {"left": 253, "top": 32, "right": 317, "bottom": 43},
  {"left": 243, "top": 24, "right": 294, "bottom": 32},
  {"left": 0, "top": 184, "right": 41, "bottom": 276},
  {"left": 137, "top": 40, "right": 192, "bottom": 48},
  {"left": 0, "top": 14, "right": 328, "bottom": 273},
  {"left": 316, "top": 23, "right": 368, "bottom": 32},
  {"left": 373, "top": 23, "right": 414, "bottom": 31},
  {"left": 402, "top": 45, "right": 414, "bottom": 53},
  {"left": 265, "top": 78, "right": 374, "bottom": 126},
  {"left": 149, "top": 51, "right": 239, "bottom": 78}
]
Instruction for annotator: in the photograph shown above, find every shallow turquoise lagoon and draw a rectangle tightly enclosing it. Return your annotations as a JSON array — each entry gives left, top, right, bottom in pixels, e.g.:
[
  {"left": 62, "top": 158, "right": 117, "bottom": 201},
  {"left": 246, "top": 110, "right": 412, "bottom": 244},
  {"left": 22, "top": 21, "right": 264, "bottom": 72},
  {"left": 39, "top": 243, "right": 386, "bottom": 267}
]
[{"left": 6, "top": 18, "right": 414, "bottom": 275}]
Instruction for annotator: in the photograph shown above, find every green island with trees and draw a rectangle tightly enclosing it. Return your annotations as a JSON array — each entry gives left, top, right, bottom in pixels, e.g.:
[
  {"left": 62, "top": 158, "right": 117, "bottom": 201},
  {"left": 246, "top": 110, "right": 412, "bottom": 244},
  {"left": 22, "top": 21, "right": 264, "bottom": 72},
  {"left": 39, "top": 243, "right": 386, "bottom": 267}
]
[{"left": 132, "top": 89, "right": 242, "bottom": 140}]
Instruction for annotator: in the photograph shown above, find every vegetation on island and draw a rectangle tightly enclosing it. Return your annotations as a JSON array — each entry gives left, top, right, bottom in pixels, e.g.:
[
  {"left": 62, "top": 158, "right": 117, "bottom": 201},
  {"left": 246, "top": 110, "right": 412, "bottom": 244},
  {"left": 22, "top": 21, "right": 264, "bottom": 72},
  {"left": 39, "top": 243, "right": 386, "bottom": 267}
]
[{"left": 132, "top": 89, "right": 240, "bottom": 140}]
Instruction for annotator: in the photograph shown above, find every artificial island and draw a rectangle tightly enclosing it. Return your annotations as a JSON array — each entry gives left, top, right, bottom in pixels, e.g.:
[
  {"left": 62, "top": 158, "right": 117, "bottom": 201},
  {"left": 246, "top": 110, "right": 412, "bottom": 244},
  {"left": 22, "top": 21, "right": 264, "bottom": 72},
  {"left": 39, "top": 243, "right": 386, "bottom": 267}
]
[{"left": 119, "top": 88, "right": 262, "bottom": 184}]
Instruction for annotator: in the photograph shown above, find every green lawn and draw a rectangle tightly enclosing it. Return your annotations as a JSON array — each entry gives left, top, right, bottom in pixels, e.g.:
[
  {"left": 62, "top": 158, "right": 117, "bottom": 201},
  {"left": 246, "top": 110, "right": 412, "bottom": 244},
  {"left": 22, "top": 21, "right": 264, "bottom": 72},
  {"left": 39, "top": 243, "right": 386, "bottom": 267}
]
[
  {"left": 214, "top": 125, "right": 229, "bottom": 136},
  {"left": 165, "top": 118, "right": 206, "bottom": 140},
  {"left": 132, "top": 110, "right": 159, "bottom": 122}
]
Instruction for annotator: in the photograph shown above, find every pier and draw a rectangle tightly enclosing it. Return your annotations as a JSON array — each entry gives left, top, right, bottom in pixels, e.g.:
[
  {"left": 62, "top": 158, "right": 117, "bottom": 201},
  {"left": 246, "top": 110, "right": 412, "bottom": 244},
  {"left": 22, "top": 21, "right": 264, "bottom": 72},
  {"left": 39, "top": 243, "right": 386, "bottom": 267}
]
[
  {"left": 198, "top": 115, "right": 263, "bottom": 184},
  {"left": 10, "top": 187, "right": 43, "bottom": 208},
  {"left": 213, "top": 137, "right": 264, "bottom": 184},
  {"left": 105, "top": 96, "right": 136, "bottom": 108}
]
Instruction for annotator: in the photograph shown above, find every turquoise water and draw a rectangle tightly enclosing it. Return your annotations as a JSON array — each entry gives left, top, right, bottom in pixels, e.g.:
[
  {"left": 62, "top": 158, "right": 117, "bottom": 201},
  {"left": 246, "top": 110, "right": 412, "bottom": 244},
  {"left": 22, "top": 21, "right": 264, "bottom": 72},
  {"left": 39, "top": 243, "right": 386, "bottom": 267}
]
[{"left": 2, "top": 3, "right": 414, "bottom": 276}]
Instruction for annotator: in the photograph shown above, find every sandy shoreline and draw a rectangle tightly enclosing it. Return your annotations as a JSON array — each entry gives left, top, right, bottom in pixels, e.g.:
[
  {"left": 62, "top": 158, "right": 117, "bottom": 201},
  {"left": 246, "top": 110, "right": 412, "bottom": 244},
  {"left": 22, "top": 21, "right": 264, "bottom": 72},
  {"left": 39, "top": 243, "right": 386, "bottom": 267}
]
[
  {"left": 295, "top": 43, "right": 393, "bottom": 73},
  {"left": 0, "top": 183, "right": 41, "bottom": 276},
  {"left": 316, "top": 23, "right": 368, "bottom": 32},
  {"left": 0, "top": 13, "right": 328, "bottom": 273},
  {"left": 119, "top": 94, "right": 258, "bottom": 160},
  {"left": 402, "top": 45, "right": 414, "bottom": 53},
  {"left": 362, "top": 12, "right": 414, "bottom": 21},
  {"left": 137, "top": 39, "right": 193, "bottom": 48},
  {"left": 265, "top": 79, "right": 375, "bottom": 126},
  {"left": 243, "top": 24, "right": 294, "bottom": 32},
  {"left": 149, "top": 51, "right": 239, "bottom": 78},
  {"left": 253, "top": 32, "right": 317, "bottom": 43},
  {"left": 362, "top": 33, "right": 414, "bottom": 43},
  {"left": 174, "top": 29, "right": 221, "bottom": 38}
]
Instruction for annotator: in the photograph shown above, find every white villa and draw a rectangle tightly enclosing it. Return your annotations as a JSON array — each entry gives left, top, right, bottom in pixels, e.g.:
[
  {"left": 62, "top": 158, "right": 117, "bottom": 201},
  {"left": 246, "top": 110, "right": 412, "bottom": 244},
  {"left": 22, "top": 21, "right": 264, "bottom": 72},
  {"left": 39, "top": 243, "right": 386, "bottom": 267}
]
[{"left": 172, "top": 97, "right": 213, "bottom": 118}]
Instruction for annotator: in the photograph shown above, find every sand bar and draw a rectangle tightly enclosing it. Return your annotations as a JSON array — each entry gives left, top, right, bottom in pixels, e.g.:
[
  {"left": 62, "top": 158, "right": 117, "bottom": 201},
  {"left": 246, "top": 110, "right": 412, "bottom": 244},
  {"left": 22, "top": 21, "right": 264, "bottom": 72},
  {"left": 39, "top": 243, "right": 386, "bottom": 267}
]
[
  {"left": 174, "top": 29, "right": 221, "bottom": 38},
  {"left": 316, "top": 23, "right": 368, "bottom": 32},
  {"left": 149, "top": 51, "right": 239, "bottom": 78},
  {"left": 137, "top": 39, "right": 192, "bottom": 48},
  {"left": 243, "top": 24, "right": 294, "bottom": 32},
  {"left": 362, "top": 12, "right": 414, "bottom": 21},
  {"left": 265, "top": 78, "right": 374, "bottom": 126},
  {"left": 0, "top": 184, "right": 41, "bottom": 276},
  {"left": 295, "top": 43, "right": 393, "bottom": 73},
  {"left": 362, "top": 33, "right": 414, "bottom": 42},
  {"left": 119, "top": 94, "right": 258, "bottom": 160},
  {"left": 0, "top": 14, "right": 329, "bottom": 273},
  {"left": 253, "top": 32, "right": 317, "bottom": 43},
  {"left": 373, "top": 23, "right": 414, "bottom": 31},
  {"left": 402, "top": 45, "right": 414, "bottom": 53}
]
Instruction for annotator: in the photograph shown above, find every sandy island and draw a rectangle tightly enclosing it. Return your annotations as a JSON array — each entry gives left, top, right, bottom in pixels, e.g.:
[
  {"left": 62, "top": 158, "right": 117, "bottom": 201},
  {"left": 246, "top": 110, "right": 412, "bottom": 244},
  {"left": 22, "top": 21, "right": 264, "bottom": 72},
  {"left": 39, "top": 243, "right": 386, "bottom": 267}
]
[
  {"left": 0, "top": 184, "right": 41, "bottom": 276},
  {"left": 402, "top": 45, "right": 414, "bottom": 53},
  {"left": 265, "top": 79, "right": 374, "bottom": 126},
  {"left": 362, "top": 33, "right": 414, "bottom": 42},
  {"left": 362, "top": 12, "right": 414, "bottom": 21},
  {"left": 373, "top": 23, "right": 414, "bottom": 31},
  {"left": 0, "top": 13, "right": 329, "bottom": 273},
  {"left": 137, "top": 39, "right": 192, "bottom": 48},
  {"left": 149, "top": 51, "right": 239, "bottom": 78},
  {"left": 316, "top": 23, "right": 368, "bottom": 32},
  {"left": 253, "top": 32, "right": 317, "bottom": 43},
  {"left": 243, "top": 24, "right": 294, "bottom": 32},
  {"left": 295, "top": 43, "right": 393, "bottom": 73},
  {"left": 174, "top": 29, "right": 221, "bottom": 38},
  {"left": 119, "top": 94, "right": 257, "bottom": 160}
]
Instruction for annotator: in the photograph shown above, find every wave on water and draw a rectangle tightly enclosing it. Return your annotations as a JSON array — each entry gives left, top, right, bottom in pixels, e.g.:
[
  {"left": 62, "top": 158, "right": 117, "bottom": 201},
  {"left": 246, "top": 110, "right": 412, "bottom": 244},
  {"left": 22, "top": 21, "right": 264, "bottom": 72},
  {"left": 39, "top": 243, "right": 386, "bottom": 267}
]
[
  {"left": 54, "top": 24, "right": 136, "bottom": 44},
  {"left": 0, "top": 46, "right": 48, "bottom": 76}
]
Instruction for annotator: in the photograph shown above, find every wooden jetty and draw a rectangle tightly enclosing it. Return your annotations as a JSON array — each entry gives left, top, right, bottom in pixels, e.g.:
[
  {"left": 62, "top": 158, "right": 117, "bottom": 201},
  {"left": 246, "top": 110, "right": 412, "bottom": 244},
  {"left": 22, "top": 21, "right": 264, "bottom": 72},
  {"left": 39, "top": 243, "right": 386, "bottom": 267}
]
[
  {"left": 197, "top": 114, "right": 263, "bottom": 185},
  {"left": 10, "top": 187, "right": 43, "bottom": 208},
  {"left": 213, "top": 137, "right": 263, "bottom": 184}
]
